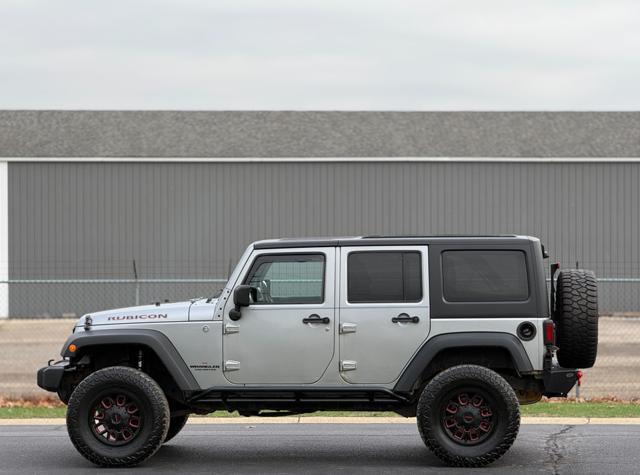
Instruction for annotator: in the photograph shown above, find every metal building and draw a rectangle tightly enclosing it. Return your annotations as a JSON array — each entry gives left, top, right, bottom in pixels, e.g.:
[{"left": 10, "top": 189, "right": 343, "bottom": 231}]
[{"left": 1, "top": 111, "right": 640, "bottom": 317}]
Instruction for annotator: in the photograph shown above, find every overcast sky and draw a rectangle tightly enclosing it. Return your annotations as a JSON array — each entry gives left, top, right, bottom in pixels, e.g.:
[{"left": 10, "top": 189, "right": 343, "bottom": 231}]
[{"left": 1, "top": 0, "right": 638, "bottom": 110}]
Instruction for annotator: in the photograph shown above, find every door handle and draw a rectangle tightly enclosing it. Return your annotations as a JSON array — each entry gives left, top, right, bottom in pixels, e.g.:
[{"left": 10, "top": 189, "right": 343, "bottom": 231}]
[
  {"left": 303, "top": 314, "right": 330, "bottom": 324},
  {"left": 392, "top": 313, "right": 420, "bottom": 324}
]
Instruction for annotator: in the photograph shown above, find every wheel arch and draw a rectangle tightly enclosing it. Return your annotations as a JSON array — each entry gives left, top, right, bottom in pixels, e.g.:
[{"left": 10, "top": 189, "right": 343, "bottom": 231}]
[
  {"left": 61, "top": 329, "right": 200, "bottom": 393},
  {"left": 394, "top": 332, "right": 534, "bottom": 394}
]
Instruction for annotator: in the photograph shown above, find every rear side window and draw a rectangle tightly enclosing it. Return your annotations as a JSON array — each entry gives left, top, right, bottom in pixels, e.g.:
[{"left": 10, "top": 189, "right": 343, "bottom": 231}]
[
  {"left": 348, "top": 251, "right": 422, "bottom": 303},
  {"left": 442, "top": 250, "right": 529, "bottom": 302}
]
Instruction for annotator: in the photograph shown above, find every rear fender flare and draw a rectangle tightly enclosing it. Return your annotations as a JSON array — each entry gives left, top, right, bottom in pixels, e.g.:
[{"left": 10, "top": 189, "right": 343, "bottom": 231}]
[{"left": 393, "top": 332, "right": 534, "bottom": 393}]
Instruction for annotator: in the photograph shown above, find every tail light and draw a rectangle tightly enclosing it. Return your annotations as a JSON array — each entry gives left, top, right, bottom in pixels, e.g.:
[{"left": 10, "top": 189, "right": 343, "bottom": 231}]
[{"left": 543, "top": 319, "right": 556, "bottom": 346}]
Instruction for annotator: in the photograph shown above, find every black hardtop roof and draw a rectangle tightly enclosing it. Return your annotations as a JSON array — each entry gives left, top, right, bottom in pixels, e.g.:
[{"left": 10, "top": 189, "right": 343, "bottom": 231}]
[{"left": 253, "top": 235, "right": 537, "bottom": 249}]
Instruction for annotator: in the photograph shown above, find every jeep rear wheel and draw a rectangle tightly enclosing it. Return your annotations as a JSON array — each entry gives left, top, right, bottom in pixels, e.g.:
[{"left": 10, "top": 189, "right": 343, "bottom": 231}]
[
  {"left": 66, "top": 366, "right": 170, "bottom": 467},
  {"left": 417, "top": 365, "right": 520, "bottom": 467},
  {"left": 554, "top": 269, "right": 599, "bottom": 368}
]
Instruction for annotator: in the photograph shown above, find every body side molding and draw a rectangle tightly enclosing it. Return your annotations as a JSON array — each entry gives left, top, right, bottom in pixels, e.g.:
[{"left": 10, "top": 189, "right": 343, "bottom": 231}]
[
  {"left": 61, "top": 329, "right": 200, "bottom": 391},
  {"left": 393, "top": 332, "right": 534, "bottom": 393}
]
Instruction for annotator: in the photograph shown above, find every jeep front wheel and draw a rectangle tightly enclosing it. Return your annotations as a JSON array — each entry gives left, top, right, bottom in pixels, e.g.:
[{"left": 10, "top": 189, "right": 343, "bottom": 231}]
[
  {"left": 417, "top": 365, "right": 520, "bottom": 467},
  {"left": 66, "top": 366, "right": 170, "bottom": 467}
]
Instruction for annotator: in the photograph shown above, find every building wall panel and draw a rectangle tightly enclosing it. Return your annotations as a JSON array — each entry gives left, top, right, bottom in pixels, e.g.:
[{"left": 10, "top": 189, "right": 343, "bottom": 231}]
[{"left": 8, "top": 161, "right": 640, "bottom": 316}]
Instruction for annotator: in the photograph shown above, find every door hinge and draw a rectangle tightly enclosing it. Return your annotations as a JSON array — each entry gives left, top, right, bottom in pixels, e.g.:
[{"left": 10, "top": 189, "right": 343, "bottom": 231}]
[
  {"left": 339, "top": 322, "right": 357, "bottom": 334},
  {"left": 340, "top": 360, "right": 357, "bottom": 371},
  {"left": 223, "top": 323, "right": 240, "bottom": 334},
  {"left": 224, "top": 360, "right": 241, "bottom": 371}
]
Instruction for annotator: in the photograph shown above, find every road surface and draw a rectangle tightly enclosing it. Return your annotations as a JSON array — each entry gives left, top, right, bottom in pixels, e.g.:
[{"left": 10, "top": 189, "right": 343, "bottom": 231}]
[{"left": 0, "top": 422, "right": 638, "bottom": 474}]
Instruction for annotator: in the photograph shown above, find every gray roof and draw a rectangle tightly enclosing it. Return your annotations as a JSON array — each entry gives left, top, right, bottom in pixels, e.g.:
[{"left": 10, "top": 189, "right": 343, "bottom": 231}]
[{"left": 1, "top": 111, "right": 639, "bottom": 158}]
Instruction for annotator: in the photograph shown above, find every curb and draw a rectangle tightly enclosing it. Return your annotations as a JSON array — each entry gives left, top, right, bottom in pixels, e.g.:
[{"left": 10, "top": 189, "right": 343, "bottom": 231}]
[{"left": 1, "top": 416, "right": 640, "bottom": 426}]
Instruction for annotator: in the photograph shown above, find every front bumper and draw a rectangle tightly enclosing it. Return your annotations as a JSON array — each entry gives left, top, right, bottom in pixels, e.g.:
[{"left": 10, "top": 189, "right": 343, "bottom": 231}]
[
  {"left": 36, "top": 360, "right": 70, "bottom": 392},
  {"left": 542, "top": 365, "right": 578, "bottom": 397}
]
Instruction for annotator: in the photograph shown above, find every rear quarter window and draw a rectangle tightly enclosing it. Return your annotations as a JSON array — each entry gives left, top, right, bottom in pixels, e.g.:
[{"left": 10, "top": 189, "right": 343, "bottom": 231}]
[
  {"left": 348, "top": 251, "right": 422, "bottom": 303},
  {"left": 442, "top": 250, "right": 529, "bottom": 302}
]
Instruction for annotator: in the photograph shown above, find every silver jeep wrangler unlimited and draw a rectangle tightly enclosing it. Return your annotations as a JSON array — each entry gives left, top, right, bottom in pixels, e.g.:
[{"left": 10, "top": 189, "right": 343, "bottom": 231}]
[{"left": 38, "top": 235, "right": 598, "bottom": 467}]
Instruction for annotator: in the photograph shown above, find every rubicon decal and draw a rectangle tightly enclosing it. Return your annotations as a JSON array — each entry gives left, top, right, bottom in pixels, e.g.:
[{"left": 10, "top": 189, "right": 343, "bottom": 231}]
[{"left": 107, "top": 314, "right": 169, "bottom": 321}]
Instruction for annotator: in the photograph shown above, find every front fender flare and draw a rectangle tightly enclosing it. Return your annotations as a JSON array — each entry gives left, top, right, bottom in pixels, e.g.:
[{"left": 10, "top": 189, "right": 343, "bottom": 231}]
[
  {"left": 61, "top": 329, "right": 200, "bottom": 391},
  {"left": 393, "top": 332, "right": 534, "bottom": 393}
]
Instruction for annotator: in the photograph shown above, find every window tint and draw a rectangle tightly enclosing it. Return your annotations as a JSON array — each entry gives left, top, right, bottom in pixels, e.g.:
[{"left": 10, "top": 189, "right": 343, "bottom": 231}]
[
  {"left": 245, "top": 254, "right": 325, "bottom": 304},
  {"left": 442, "top": 250, "right": 529, "bottom": 302},
  {"left": 348, "top": 252, "right": 422, "bottom": 303}
]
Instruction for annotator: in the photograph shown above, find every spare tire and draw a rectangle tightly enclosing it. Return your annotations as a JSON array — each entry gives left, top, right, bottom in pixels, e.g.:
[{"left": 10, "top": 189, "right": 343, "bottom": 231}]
[{"left": 553, "top": 269, "right": 599, "bottom": 368}]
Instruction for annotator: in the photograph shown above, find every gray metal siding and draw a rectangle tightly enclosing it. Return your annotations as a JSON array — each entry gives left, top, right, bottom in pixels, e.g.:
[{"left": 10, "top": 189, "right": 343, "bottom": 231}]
[
  {"left": 8, "top": 161, "right": 640, "bottom": 316},
  {"left": 2, "top": 111, "right": 640, "bottom": 158}
]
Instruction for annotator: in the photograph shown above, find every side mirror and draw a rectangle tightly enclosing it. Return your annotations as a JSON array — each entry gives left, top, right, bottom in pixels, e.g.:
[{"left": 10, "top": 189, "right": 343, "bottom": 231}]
[
  {"left": 233, "top": 285, "right": 253, "bottom": 307},
  {"left": 229, "top": 285, "right": 253, "bottom": 320}
]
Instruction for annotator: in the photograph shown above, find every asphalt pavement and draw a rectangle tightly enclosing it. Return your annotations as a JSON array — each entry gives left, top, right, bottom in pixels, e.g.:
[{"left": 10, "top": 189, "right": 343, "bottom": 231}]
[{"left": 0, "top": 423, "right": 638, "bottom": 474}]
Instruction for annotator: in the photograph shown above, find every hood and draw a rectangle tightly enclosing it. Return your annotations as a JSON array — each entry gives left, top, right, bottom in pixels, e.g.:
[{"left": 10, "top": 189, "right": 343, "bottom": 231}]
[{"left": 76, "top": 300, "right": 201, "bottom": 327}]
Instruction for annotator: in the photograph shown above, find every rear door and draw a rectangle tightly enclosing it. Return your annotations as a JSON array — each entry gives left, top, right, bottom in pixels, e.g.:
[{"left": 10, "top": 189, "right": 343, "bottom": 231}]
[{"left": 338, "top": 246, "right": 430, "bottom": 384}]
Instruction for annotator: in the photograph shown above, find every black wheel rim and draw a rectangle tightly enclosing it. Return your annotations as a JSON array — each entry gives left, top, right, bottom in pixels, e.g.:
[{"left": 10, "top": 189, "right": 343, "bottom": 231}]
[
  {"left": 440, "top": 387, "right": 496, "bottom": 446},
  {"left": 89, "top": 391, "right": 144, "bottom": 446}
]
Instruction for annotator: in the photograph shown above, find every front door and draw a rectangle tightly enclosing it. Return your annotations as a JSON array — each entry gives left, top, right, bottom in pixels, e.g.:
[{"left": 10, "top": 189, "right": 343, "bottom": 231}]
[
  {"left": 339, "top": 246, "right": 430, "bottom": 384},
  {"left": 223, "top": 248, "right": 335, "bottom": 384}
]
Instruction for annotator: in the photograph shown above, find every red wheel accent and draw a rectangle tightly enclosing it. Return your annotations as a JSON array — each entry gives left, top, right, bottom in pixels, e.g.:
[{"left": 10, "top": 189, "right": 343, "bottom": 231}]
[
  {"left": 100, "top": 397, "right": 114, "bottom": 409},
  {"left": 89, "top": 391, "right": 144, "bottom": 446},
  {"left": 121, "top": 429, "right": 133, "bottom": 441},
  {"left": 441, "top": 388, "right": 496, "bottom": 446}
]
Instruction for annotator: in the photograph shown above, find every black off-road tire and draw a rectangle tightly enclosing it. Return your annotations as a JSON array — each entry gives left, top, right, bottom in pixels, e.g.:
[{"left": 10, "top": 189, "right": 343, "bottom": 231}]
[
  {"left": 417, "top": 365, "right": 520, "bottom": 467},
  {"left": 164, "top": 414, "right": 189, "bottom": 443},
  {"left": 554, "top": 269, "right": 599, "bottom": 369},
  {"left": 66, "top": 366, "right": 170, "bottom": 467}
]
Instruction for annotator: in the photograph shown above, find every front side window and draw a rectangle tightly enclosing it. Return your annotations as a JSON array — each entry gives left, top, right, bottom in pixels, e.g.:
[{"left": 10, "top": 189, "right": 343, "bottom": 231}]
[
  {"left": 244, "top": 254, "right": 325, "bottom": 304},
  {"left": 442, "top": 250, "right": 529, "bottom": 302},
  {"left": 347, "top": 251, "right": 422, "bottom": 303}
]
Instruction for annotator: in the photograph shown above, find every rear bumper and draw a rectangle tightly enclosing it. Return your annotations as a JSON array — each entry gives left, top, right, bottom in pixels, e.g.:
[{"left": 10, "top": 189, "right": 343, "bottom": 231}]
[
  {"left": 542, "top": 365, "right": 578, "bottom": 397},
  {"left": 36, "top": 360, "right": 70, "bottom": 392}
]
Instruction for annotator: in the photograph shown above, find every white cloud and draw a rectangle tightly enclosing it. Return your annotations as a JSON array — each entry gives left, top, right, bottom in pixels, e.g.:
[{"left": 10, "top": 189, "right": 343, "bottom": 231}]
[{"left": 0, "top": 0, "right": 638, "bottom": 109}]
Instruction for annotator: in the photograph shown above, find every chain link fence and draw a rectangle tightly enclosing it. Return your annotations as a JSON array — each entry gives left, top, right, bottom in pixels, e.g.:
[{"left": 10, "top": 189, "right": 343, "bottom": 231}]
[
  {"left": 2, "top": 278, "right": 227, "bottom": 319},
  {"left": 0, "top": 276, "right": 638, "bottom": 400}
]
